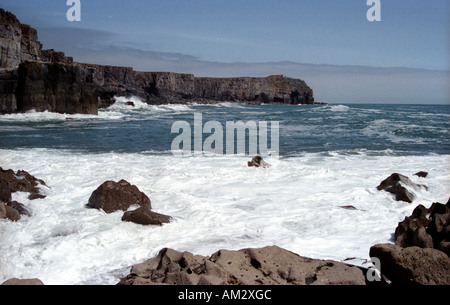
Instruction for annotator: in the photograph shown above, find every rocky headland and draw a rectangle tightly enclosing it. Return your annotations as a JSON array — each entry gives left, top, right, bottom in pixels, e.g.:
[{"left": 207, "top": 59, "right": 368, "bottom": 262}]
[{"left": 0, "top": 9, "right": 316, "bottom": 115}]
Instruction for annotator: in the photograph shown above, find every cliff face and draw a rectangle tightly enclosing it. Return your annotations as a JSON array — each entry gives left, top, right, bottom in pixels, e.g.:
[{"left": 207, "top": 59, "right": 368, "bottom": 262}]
[{"left": 0, "top": 9, "right": 315, "bottom": 114}]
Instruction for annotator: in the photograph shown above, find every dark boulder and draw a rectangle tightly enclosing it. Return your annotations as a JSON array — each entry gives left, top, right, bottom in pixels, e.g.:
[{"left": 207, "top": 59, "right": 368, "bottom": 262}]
[
  {"left": 376, "top": 173, "right": 427, "bottom": 203},
  {"left": 87, "top": 179, "right": 151, "bottom": 213},
  {"left": 370, "top": 243, "right": 450, "bottom": 285},
  {"left": 247, "top": 156, "right": 271, "bottom": 168},
  {"left": 122, "top": 207, "right": 171, "bottom": 226}
]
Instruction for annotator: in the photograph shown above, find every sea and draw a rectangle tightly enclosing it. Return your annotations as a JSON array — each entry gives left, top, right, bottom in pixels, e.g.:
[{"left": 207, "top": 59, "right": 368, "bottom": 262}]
[{"left": 0, "top": 97, "right": 449, "bottom": 284}]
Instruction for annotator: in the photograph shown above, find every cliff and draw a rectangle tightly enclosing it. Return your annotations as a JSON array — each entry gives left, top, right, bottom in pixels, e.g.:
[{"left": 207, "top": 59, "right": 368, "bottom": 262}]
[{"left": 0, "top": 9, "right": 315, "bottom": 114}]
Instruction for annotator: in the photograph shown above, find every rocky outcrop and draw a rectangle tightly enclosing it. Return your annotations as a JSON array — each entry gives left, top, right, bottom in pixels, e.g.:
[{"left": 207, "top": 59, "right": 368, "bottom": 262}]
[
  {"left": 0, "top": 166, "right": 47, "bottom": 221},
  {"left": 0, "top": 166, "right": 48, "bottom": 200},
  {"left": 370, "top": 243, "right": 450, "bottom": 285},
  {"left": 247, "top": 156, "right": 271, "bottom": 168},
  {"left": 0, "top": 9, "right": 72, "bottom": 70},
  {"left": 395, "top": 200, "right": 450, "bottom": 255},
  {"left": 0, "top": 9, "right": 315, "bottom": 114},
  {"left": 118, "top": 245, "right": 366, "bottom": 285},
  {"left": 15, "top": 61, "right": 98, "bottom": 114}
]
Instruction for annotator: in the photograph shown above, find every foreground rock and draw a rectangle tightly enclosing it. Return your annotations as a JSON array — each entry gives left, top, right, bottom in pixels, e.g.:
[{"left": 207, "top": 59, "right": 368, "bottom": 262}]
[
  {"left": 370, "top": 243, "right": 450, "bottom": 285},
  {"left": 87, "top": 179, "right": 151, "bottom": 213},
  {"left": 247, "top": 156, "right": 271, "bottom": 168},
  {"left": 1, "top": 278, "right": 44, "bottom": 285},
  {"left": 118, "top": 246, "right": 365, "bottom": 285},
  {"left": 376, "top": 173, "right": 427, "bottom": 203},
  {"left": 395, "top": 199, "right": 450, "bottom": 255}
]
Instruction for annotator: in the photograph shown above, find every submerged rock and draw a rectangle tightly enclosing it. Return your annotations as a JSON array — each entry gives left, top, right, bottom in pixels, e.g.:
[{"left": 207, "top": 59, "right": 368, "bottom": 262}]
[
  {"left": 376, "top": 173, "right": 427, "bottom": 203},
  {"left": 118, "top": 245, "right": 365, "bottom": 285},
  {"left": 122, "top": 207, "right": 171, "bottom": 226},
  {"left": 247, "top": 156, "right": 271, "bottom": 168},
  {"left": 87, "top": 179, "right": 151, "bottom": 213}
]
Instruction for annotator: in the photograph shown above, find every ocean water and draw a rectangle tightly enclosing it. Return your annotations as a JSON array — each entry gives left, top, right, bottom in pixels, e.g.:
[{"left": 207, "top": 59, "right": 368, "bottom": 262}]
[{"left": 0, "top": 97, "right": 449, "bottom": 284}]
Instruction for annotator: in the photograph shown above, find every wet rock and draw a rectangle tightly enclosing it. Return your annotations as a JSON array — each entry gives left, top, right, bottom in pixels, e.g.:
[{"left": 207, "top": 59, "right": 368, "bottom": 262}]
[
  {"left": 414, "top": 171, "right": 428, "bottom": 178},
  {"left": 7, "top": 201, "right": 32, "bottom": 217},
  {"left": 376, "top": 173, "right": 427, "bottom": 203},
  {"left": 87, "top": 179, "right": 151, "bottom": 213},
  {"left": 247, "top": 156, "right": 271, "bottom": 168},
  {"left": 0, "top": 201, "right": 20, "bottom": 221},
  {"left": 122, "top": 207, "right": 171, "bottom": 226},
  {"left": 118, "top": 246, "right": 365, "bottom": 285},
  {"left": 0, "top": 167, "right": 47, "bottom": 199},
  {"left": 370, "top": 243, "right": 450, "bottom": 285}
]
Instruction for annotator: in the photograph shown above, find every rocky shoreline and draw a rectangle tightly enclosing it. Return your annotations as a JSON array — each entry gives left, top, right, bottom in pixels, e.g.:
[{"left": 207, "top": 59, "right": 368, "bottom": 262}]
[
  {"left": 1, "top": 160, "right": 449, "bottom": 285},
  {"left": 0, "top": 9, "right": 319, "bottom": 116}
]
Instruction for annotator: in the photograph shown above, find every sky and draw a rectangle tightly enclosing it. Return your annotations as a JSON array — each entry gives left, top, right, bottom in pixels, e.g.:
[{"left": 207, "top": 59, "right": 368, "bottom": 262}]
[{"left": 1, "top": 0, "right": 449, "bottom": 104}]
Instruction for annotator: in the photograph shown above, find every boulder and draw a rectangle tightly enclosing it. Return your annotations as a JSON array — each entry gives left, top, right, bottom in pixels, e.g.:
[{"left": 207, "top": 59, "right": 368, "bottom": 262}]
[
  {"left": 247, "top": 156, "right": 271, "bottom": 168},
  {"left": 370, "top": 243, "right": 450, "bottom": 285},
  {"left": 377, "top": 173, "right": 426, "bottom": 203},
  {"left": 87, "top": 179, "right": 151, "bottom": 213},
  {"left": 118, "top": 246, "right": 365, "bottom": 285},
  {"left": 122, "top": 207, "right": 171, "bottom": 226}
]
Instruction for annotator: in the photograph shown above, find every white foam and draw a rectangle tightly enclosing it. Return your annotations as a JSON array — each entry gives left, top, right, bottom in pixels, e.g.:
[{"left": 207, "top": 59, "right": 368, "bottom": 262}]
[{"left": 0, "top": 148, "right": 448, "bottom": 284}]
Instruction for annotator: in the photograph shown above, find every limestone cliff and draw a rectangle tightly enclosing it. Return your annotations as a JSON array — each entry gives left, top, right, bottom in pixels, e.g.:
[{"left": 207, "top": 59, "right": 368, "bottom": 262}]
[{"left": 0, "top": 9, "right": 315, "bottom": 114}]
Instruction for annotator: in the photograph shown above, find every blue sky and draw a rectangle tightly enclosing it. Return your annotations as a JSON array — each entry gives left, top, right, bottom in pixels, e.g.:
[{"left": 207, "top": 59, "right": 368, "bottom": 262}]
[{"left": 1, "top": 0, "right": 449, "bottom": 103}]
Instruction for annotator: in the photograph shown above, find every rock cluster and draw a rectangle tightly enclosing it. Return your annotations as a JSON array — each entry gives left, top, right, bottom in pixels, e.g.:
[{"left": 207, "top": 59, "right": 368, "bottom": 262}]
[
  {"left": 0, "top": 166, "right": 47, "bottom": 221},
  {"left": 87, "top": 179, "right": 171, "bottom": 226},
  {"left": 118, "top": 246, "right": 365, "bottom": 285},
  {"left": 395, "top": 199, "right": 450, "bottom": 255}
]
